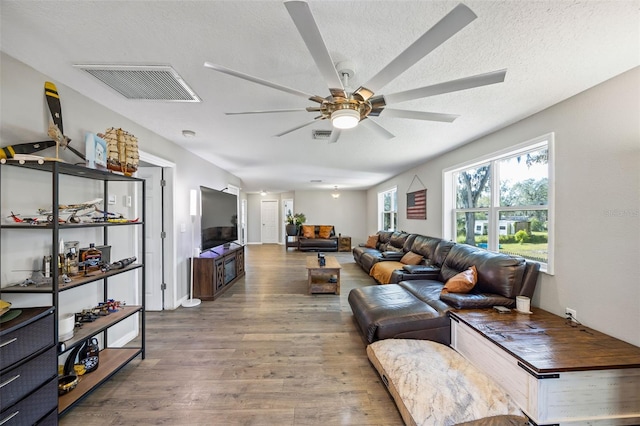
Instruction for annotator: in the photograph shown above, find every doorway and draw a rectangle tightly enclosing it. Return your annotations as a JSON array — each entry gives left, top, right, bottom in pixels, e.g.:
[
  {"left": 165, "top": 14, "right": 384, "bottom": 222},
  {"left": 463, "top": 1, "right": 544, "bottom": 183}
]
[
  {"left": 138, "top": 151, "right": 176, "bottom": 310},
  {"left": 261, "top": 200, "right": 279, "bottom": 244}
]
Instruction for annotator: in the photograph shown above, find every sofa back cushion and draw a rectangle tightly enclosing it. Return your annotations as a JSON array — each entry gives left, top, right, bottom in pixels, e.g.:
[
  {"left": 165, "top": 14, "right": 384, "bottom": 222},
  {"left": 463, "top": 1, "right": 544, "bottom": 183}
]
[
  {"left": 409, "top": 235, "right": 441, "bottom": 262},
  {"left": 388, "top": 232, "right": 410, "bottom": 250},
  {"left": 434, "top": 240, "right": 455, "bottom": 266},
  {"left": 409, "top": 236, "right": 455, "bottom": 266},
  {"left": 376, "top": 231, "right": 394, "bottom": 249},
  {"left": 440, "top": 244, "right": 526, "bottom": 298}
]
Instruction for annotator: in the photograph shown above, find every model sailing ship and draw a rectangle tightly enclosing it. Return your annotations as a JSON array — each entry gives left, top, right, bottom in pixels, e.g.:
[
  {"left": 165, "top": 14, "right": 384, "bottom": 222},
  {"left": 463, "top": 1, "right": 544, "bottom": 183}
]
[{"left": 98, "top": 127, "right": 139, "bottom": 176}]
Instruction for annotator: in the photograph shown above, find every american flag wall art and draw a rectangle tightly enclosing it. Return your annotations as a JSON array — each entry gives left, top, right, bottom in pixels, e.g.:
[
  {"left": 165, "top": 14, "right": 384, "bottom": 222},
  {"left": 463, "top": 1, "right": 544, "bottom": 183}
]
[{"left": 407, "top": 189, "right": 427, "bottom": 220}]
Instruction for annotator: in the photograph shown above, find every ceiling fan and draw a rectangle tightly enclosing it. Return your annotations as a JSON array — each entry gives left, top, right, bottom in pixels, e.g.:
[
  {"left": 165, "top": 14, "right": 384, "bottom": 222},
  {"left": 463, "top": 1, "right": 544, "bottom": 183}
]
[{"left": 204, "top": 1, "right": 506, "bottom": 144}]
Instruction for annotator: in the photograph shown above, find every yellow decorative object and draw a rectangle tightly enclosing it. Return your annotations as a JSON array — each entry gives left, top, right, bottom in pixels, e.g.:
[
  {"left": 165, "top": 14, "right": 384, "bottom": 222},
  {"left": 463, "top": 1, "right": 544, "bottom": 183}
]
[{"left": 0, "top": 299, "right": 11, "bottom": 317}]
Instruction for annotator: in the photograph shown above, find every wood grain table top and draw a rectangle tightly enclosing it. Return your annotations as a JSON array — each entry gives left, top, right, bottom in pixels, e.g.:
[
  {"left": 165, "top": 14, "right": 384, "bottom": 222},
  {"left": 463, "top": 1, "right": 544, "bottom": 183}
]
[
  {"left": 450, "top": 308, "right": 640, "bottom": 373},
  {"left": 305, "top": 255, "right": 341, "bottom": 270}
]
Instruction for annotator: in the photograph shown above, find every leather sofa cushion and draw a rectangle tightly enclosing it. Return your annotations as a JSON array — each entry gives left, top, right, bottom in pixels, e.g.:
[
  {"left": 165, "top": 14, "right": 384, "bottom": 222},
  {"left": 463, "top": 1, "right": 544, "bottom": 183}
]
[
  {"left": 441, "top": 244, "right": 525, "bottom": 299},
  {"left": 347, "top": 284, "right": 451, "bottom": 343},
  {"left": 397, "top": 280, "right": 452, "bottom": 313}
]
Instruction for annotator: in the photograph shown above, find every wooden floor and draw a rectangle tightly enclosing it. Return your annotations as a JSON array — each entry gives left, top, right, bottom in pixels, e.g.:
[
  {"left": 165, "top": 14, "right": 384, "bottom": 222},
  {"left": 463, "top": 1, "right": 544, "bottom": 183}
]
[{"left": 60, "top": 245, "right": 403, "bottom": 425}]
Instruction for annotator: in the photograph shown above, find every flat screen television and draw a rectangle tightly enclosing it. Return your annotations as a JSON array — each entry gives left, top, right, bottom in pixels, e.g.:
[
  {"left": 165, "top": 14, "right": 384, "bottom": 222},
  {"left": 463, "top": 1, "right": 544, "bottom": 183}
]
[{"left": 200, "top": 186, "right": 238, "bottom": 252}]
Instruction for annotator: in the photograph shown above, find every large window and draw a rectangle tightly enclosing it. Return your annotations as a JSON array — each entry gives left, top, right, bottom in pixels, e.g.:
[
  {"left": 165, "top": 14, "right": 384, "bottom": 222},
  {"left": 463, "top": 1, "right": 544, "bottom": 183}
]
[
  {"left": 378, "top": 187, "right": 397, "bottom": 231},
  {"left": 444, "top": 134, "right": 554, "bottom": 273}
]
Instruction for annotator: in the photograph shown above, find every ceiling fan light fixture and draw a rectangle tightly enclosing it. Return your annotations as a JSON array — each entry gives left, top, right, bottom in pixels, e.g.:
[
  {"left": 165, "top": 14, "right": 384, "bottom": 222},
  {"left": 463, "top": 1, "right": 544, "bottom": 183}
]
[{"left": 331, "top": 108, "right": 360, "bottom": 129}]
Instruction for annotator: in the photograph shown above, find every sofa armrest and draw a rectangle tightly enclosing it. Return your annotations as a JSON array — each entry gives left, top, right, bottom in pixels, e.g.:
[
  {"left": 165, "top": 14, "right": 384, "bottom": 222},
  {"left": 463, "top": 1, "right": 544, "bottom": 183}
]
[
  {"left": 381, "top": 251, "right": 404, "bottom": 261},
  {"left": 440, "top": 292, "right": 514, "bottom": 309},
  {"left": 403, "top": 264, "right": 440, "bottom": 274}
]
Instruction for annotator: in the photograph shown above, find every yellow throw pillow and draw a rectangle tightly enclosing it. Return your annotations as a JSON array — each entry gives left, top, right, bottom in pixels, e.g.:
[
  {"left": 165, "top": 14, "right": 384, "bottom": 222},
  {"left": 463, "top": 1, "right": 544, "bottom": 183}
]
[
  {"left": 318, "top": 225, "right": 332, "bottom": 239},
  {"left": 302, "top": 225, "right": 315, "bottom": 239},
  {"left": 442, "top": 265, "right": 478, "bottom": 294},
  {"left": 400, "top": 251, "right": 423, "bottom": 265},
  {"left": 365, "top": 235, "right": 379, "bottom": 248}
]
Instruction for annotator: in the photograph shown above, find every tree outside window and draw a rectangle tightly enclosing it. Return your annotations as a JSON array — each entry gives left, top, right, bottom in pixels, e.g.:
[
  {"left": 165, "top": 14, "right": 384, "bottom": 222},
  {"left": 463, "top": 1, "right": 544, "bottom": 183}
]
[{"left": 447, "top": 136, "right": 552, "bottom": 272}]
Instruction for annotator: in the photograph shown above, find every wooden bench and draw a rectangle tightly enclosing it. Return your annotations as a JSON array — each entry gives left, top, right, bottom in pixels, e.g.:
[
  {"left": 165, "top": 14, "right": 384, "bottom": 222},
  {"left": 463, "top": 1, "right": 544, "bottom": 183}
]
[{"left": 367, "top": 339, "right": 528, "bottom": 426}]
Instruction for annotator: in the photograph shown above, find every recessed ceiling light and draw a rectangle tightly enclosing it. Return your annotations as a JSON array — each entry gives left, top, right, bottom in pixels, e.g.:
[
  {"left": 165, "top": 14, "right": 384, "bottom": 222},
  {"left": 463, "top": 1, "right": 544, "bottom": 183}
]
[
  {"left": 310, "top": 179, "right": 322, "bottom": 183},
  {"left": 182, "top": 130, "right": 196, "bottom": 138}
]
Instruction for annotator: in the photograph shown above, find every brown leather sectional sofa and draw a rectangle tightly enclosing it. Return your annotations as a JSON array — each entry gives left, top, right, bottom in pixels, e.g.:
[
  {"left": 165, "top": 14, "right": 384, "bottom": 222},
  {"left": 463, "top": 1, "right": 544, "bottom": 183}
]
[{"left": 348, "top": 231, "right": 540, "bottom": 345}]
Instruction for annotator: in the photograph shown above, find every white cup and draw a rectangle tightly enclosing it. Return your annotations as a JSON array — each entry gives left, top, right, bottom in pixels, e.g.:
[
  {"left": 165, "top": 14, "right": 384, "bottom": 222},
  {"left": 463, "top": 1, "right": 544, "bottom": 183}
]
[{"left": 516, "top": 296, "right": 531, "bottom": 313}]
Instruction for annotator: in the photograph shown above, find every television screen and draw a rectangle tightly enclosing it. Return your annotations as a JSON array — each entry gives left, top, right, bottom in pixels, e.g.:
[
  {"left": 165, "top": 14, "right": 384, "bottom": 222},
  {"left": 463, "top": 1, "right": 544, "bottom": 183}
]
[{"left": 200, "top": 186, "right": 238, "bottom": 251}]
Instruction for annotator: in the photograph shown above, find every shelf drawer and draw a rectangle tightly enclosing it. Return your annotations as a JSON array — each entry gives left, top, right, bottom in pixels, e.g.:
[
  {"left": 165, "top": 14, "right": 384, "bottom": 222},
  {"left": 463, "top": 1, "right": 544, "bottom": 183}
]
[
  {"left": 0, "top": 312, "right": 54, "bottom": 370},
  {"left": 0, "top": 377, "right": 57, "bottom": 426},
  {"left": 0, "top": 346, "right": 57, "bottom": 409}
]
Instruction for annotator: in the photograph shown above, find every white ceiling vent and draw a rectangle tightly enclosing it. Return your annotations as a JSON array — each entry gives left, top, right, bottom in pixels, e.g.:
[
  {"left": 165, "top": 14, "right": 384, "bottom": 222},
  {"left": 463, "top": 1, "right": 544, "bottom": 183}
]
[
  {"left": 73, "top": 64, "right": 200, "bottom": 102},
  {"left": 312, "top": 129, "right": 333, "bottom": 139}
]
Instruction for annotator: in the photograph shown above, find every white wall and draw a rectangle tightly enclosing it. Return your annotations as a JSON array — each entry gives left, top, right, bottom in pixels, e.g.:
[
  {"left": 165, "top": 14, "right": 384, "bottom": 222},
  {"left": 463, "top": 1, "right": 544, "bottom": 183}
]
[
  {"left": 245, "top": 190, "right": 368, "bottom": 245},
  {"left": 368, "top": 67, "right": 640, "bottom": 345},
  {"left": 294, "top": 190, "right": 368, "bottom": 244},
  {"left": 0, "top": 53, "right": 243, "bottom": 309}
]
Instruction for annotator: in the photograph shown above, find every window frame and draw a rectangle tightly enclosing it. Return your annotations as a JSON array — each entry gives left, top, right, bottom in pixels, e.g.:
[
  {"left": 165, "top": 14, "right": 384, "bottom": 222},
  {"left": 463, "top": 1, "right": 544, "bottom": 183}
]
[
  {"left": 377, "top": 186, "right": 398, "bottom": 232},
  {"left": 443, "top": 133, "right": 555, "bottom": 274}
]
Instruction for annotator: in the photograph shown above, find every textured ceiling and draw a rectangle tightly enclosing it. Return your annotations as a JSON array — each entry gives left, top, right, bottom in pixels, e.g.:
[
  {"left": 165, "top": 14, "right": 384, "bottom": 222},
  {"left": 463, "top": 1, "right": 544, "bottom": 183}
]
[{"left": 1, "top": 0, "right": 638, "bottom": 193}]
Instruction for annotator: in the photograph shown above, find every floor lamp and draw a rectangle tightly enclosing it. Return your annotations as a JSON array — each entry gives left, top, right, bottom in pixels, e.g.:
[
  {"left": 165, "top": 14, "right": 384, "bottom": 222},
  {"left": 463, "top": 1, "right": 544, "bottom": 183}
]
[{"left": 182, "top": 189, "right": 201, "bottom": 307}]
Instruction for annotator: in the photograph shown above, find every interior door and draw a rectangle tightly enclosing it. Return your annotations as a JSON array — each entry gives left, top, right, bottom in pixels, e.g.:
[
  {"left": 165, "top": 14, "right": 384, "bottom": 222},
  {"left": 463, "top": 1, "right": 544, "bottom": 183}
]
[
  {"left": 137, "top": 167, "right": 163, "bottom": 311},
  {"left": 261, "top": 200, "right": 279, "bottom": 244}
]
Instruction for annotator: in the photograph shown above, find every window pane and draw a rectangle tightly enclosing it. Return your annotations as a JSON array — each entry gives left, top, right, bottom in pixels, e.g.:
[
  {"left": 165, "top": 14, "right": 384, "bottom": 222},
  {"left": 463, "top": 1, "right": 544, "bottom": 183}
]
[
  {"left": 499, "top": 148, "right": 548, "bottom": 207},
  {"left": 497, "top": 210, "right": 548, "bottom": 263},
  {"left": 455, "top": 211, "right": 489, "bottom": 247},
  {"left": 456, "top": 164, "right": 491, "bottom": 209}
]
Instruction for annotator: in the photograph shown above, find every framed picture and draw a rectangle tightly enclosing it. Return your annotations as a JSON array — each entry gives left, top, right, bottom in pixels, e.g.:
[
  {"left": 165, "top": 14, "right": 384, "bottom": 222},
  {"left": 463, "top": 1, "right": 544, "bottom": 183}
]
[
  {"left": 407, "top": 189, "right": 427, "bottom": 220},
  {"left": 85, "top": 132, "right": 107, "bottom": 170}
]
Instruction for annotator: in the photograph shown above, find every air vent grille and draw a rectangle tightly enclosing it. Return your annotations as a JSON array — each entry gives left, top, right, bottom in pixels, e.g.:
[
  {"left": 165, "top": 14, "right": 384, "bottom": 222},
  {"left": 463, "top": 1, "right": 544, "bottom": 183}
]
[
  {"left": 312, "top": 129, "right": 333, "bottom": 139},
  {"left": 73, "top": 64, "right": 200, "bottom": 102}
]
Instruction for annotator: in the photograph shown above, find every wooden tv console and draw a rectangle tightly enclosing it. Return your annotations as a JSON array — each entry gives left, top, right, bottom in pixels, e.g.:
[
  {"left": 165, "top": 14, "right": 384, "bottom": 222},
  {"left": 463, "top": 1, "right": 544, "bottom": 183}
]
[
  {"left": 450, "top": 308, "right": 640, "bottom": 425},
  {"left": 192, "top": 244, "right": 245, "bottom": 300}
]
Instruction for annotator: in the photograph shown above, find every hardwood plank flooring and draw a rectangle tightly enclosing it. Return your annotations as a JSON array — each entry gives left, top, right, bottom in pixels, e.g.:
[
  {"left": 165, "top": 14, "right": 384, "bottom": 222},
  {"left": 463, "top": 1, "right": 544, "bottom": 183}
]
[{"left": 60, "top": 245, "right": 403, "bottom": 425}]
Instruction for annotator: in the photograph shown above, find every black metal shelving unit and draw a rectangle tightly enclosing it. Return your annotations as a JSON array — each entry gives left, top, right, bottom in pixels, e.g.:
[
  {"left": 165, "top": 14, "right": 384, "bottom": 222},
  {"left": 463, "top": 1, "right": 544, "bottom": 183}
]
[{"left": 0, "top": 160, "right": 146, "bottom": 417}]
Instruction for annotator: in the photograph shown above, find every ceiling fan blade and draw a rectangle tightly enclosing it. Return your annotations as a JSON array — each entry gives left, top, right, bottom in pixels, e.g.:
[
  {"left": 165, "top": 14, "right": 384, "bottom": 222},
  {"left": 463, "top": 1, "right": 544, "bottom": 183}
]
[
  {"left": 360, "top": 119, "right": 395, "bottom": 139},
  {"left": 204, "top": 61, "right": 323, "bottom": 103},
  {"left": 384, "top": 69, "right": 507, "bottom": 104},
  {"left": 284, "top": 1, "right": 344, "bottom": 91},
  {"left": 328, "top": 129, "right": 341, "bottom": 144},
  {"left": 363, "top": 3, "right": 477, "bottom": 93},
  {"left": 379, "top": 108, "right": 459, "bottom": 122},
  {"left": 275, "top": 118, "right": 322, "bottom": 137},
  {"left": 226, "top": 108, "right": 308, "bottom": 115}
]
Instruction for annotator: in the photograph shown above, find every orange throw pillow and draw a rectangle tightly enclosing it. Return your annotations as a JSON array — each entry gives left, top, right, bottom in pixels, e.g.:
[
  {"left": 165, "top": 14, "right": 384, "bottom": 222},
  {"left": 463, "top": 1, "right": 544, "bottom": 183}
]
[
  {"left": 442, "top": 266, "right": 478, "bottom": 294},
  {"left": 400, "top": 251, "right": 423, "bottom": 265},
  {"left": 302, "top": 225, "right": 315, "bottom": 238},
  {"left": 318, "top": 225, "right": 332, "bottom": 239},
  {"left": 365, "top": 235, "right": 379, "bottom": 248}
]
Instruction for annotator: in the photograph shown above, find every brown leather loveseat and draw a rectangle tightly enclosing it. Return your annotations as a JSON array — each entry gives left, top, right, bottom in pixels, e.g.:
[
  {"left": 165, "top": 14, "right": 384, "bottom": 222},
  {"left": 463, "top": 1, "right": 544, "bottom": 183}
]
[{"left": 297, "top": 225, "right": 338, "bottom": 252}]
